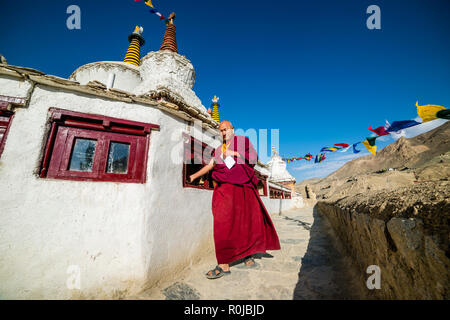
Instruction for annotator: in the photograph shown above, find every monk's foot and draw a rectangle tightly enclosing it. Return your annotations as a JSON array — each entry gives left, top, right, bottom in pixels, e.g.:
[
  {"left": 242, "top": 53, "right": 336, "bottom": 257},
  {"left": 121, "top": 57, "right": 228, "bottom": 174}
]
[
  {"left": 205, "top": 265, "right": 230, "bottom": 279},
  {"left": 244, "top": 256, "right": 257, "bottom": 268},
  {"left": 219, "top": 264, "right": 230, "bottom": 272}
]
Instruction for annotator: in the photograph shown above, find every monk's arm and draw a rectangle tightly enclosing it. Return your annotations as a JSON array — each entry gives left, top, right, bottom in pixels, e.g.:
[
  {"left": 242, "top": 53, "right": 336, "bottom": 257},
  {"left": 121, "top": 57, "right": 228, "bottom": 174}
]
[
  {"left": 225, "top": 137, "right": 258, "bottom": 166},
  {"left": 189, "top": 158, "right": 215, "bottom": 183}
]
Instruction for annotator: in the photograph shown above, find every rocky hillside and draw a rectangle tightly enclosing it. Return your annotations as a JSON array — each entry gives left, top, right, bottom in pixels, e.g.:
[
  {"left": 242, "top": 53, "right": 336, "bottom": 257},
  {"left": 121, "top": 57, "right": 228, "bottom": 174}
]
[
  {"left": 328, "top": 121, "right": 450, "bottom": 180},
  {"left": 296, "top": 121, "right": 450, "bottom": 201},
  {"left": 297, "top": 121, "right": 450, "bottom": 299}
]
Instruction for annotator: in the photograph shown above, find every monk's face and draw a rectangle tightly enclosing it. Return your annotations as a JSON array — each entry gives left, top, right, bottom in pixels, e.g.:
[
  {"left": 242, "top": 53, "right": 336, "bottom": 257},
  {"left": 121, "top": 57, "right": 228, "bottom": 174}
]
[{"left": 219, "top": 121, "right": 234, "bottom": 142}]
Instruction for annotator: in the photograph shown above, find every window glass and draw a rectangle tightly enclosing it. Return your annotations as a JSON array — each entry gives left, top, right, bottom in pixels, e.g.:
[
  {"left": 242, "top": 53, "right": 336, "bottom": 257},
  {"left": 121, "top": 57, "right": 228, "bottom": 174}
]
[
  {"left": 106, "top": 142, "right": 130, "bottom": 174},
  {"left": 69, "top": 138, "right": 97, "bottom": 172},
  {"left": 183, "top": 135, "right": 214, "bottom": 190}
]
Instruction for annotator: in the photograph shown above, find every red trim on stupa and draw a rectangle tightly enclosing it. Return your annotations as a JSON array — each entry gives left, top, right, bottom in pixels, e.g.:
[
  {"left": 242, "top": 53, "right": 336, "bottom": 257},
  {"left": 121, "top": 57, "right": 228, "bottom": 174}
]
[{"left": 160, "top": 23, "right": 178, "bottom": 53}]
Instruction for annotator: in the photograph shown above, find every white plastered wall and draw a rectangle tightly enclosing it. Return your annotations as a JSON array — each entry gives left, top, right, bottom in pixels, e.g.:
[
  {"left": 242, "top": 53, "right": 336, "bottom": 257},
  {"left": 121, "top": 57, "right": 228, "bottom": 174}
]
[
  {"left": 0, "top": 74, "right": 33, "bottom": 98},
  {"left": 0, "top": 78, "right": 214, "bottom": 299}
]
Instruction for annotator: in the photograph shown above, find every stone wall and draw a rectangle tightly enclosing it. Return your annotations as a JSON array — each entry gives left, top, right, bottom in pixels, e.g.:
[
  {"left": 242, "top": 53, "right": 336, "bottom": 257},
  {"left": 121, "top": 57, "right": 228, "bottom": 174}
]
[{"left": 317, "top": 195, "right": 449, "bottom": 299}]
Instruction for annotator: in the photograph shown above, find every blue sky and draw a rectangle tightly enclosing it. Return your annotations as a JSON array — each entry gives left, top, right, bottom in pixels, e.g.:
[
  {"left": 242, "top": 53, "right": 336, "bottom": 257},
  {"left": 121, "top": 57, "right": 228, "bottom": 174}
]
[{"left": 1, "top": 0, "right": 449, "bottom": 181}]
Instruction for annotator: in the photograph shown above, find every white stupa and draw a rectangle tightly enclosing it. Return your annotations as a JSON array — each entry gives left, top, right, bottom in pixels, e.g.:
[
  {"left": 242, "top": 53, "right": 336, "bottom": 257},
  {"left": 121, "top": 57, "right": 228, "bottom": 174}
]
[{"left": 267, "top": 147, "right": 296, "bottom": 186}]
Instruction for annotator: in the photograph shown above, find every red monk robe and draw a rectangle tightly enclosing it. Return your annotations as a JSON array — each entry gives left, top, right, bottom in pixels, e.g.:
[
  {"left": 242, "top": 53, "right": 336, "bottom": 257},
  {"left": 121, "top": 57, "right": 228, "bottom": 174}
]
[{"left": 211, "top": 135, "right": 281, "bottom": 264}]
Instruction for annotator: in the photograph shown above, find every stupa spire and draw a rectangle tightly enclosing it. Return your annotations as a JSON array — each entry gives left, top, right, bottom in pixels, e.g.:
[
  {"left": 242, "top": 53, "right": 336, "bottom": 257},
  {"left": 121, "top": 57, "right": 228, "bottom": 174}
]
[
  {"left": 160, "top": 13, "right": 178, "bottom": 53},
  {"left": 124, "top": 26, "right": 145, "bottom": 66},
  {"left": 211, "top": 96, "right": 220, "bottom": 122}
]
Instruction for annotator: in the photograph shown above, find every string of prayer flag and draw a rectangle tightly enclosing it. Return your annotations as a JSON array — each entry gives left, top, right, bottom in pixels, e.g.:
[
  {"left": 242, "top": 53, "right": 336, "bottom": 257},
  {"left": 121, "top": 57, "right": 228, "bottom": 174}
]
[
  {"left": 134, "top": 0, "right": 167, "bottom": 21},
  {"left": 277, "top": 101, "right": 448, "bottom": 166}
]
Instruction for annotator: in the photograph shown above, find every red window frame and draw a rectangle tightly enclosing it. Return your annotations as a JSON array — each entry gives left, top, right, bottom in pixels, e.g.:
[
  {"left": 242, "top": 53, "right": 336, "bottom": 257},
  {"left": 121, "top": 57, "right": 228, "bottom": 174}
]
[
  {"left": 269, "top": 186, "right": 285, "bottom": 199},
  {"left": 40, "top": 108, "right": 159, "bottom": 183},
  {"left": 0, "top": 108, "right": 14, "bottom": 159},
  {"left": 182, "top": 133, "right": 215, "bottom": 190}
]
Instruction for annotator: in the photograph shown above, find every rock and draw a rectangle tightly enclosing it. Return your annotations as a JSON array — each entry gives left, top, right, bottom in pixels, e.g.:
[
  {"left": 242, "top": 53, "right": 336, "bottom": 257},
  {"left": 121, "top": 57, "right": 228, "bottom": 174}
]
[
  {"left": 305, "top": 185, "right": 316, "bottom": 200},
  {"left": 387, "top": 218, "right": 423, "bottom": 252},
  {"left": 162, "top": 282, "right": 201, "bottom": 300},
  {"left": 86, "top": 80, "right": 107, "bottom": 89}
]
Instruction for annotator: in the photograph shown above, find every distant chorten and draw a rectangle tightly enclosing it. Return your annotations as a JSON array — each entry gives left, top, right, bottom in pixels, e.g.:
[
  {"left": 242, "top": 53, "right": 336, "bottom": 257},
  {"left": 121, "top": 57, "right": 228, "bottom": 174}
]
[{"left": 267, "top": 146, "right": 296, "bottom": 194}]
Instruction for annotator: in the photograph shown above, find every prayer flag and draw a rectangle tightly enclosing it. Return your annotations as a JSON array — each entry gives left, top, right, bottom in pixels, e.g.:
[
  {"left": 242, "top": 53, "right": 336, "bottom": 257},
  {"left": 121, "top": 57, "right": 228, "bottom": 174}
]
[
  {"left": 321, "top": 147, "right": 340, "bottom": 152},
  {"left": 315, "top": 154, "right": 325, "bottom": 163},
  {"left": 334, "top": 143, "right": 350, "bottom": 148},
  {"left": 368, "top": 125, "right": 389, "bottom": 136},
  {"left": 366, "top": 136, "right": 377, "bottom": 147},
  {"left": 362, "top": 140, "right": 377, "bottom": 155},
  {"left": 385, "top": 120, "right": 404, "bottom": 135},
  {"left": 385, "top": 120, "right": 420, "bottom": 132},
  {"left": 416, "top": 101, "right": 446, "bottom": 123},
  {"left": 352, "top": 142, "right": 361, "bottom": 154},
  {"left": 321, "top": 147, "right": 341, "bottom": 152},
  {"left": 436, "top": 109, "right": 450, "bottom": 120},
  {"left": 319, "top": 153, "right": 326, "bottom": 162},
  {"left": 150, "top": 9, "right": 166, "bottom": 20},
  {"left": 145, "top": 0, "right": 154, "bottom": 8}
]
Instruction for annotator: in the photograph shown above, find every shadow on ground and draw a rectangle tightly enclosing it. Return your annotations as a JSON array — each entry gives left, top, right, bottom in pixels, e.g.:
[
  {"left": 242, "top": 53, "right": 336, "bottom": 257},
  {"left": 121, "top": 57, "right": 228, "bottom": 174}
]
[{"left": 293, "top": 205, "right": 369, "bottom": 299}]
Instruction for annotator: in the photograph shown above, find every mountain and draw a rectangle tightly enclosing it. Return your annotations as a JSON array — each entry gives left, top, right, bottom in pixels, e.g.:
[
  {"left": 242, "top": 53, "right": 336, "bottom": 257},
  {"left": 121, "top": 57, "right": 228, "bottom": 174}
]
[
  {"left": 327, "top": 121, "right": 450, "bottom": 180},
  {"left": 296, "top": 121, "right": 450, "bottom": 201}
]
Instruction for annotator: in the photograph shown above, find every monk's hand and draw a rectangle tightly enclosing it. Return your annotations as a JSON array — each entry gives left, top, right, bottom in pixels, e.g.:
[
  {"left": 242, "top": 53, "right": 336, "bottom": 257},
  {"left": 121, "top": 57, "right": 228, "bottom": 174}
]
[
  {"left": 189, "top": 174, "right": 195, "bottom": 183},
  {"left": 224, "top": 150, "right": 238, "bottom": 157}
]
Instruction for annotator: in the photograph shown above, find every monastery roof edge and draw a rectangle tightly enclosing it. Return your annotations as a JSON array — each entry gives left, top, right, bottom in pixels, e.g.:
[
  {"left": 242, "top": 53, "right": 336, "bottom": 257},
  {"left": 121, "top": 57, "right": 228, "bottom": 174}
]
[
  {"left": 0, "top": 64, "right": 219, "bottom": 130},
  {"left": 69, "top": 61, "right": 140, "bottom": 80}
]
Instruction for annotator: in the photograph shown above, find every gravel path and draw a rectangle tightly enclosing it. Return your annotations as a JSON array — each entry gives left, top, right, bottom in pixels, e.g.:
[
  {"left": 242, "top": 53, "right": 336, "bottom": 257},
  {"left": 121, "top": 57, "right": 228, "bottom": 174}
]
[{"left": 130, "top": 206, "right": 367, "bottom": 300}]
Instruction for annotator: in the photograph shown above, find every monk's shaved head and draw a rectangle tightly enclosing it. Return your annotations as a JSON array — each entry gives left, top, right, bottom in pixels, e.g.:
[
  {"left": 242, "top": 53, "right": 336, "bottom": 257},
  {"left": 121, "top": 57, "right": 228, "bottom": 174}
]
[
  {"left": 219, "top": 120, "right": 233, "bottom": 129},
  {"left": 219, "top": 120, "right": 234, "bottom": 142}
]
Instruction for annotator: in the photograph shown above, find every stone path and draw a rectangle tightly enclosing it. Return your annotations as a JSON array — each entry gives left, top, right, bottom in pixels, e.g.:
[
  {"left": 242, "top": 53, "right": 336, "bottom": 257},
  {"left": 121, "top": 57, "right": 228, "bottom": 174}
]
[{"left": 132, "top": 206, "right": 367, "bottom": 300}]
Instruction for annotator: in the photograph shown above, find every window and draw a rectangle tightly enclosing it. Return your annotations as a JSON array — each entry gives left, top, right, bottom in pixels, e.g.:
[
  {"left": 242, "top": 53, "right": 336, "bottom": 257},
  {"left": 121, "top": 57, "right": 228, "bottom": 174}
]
[
  {"left": 269, "top": 187, "right": 284, "bottom": 199},
  {"left": 0, "top": 109, "right": 14, "bottom": 159},
  {"left": 40, "top": 108, "right": 159, "bottom": 183},
  {"left": 183, "top": 133, "right": 215, "bottom": 190}
]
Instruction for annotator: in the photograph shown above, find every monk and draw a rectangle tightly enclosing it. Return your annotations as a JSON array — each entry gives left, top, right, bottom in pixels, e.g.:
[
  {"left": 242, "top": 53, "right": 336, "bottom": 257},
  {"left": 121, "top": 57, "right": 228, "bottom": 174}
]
[{"left": 189, "top": 120, "right": 281, "bottom": 279}]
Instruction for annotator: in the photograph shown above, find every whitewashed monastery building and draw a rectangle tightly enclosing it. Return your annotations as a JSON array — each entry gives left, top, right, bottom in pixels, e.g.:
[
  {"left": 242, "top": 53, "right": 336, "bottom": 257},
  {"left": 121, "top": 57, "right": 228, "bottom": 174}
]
[{"left": 0, "top": 20, "right": 303, "bottom": 299}]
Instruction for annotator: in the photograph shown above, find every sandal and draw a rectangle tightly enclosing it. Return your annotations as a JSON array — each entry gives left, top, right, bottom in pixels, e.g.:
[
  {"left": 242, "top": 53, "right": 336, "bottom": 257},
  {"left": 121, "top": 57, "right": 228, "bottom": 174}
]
[
  {"left": 244, "top": 256, "right": 258, "bottom": 268},
  {"left": 205, "top": 265, "right": 231, "bottom": 279}
]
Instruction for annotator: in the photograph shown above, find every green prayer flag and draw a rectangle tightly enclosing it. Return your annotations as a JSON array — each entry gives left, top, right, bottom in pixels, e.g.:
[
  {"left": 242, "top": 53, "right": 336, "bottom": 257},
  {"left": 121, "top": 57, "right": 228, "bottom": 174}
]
[
  {"left": 366, "top": 136, "right": 377, "bottom": 146},
  {"left": 436, "top": 109, "right": 450, "bottom": 120}
]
